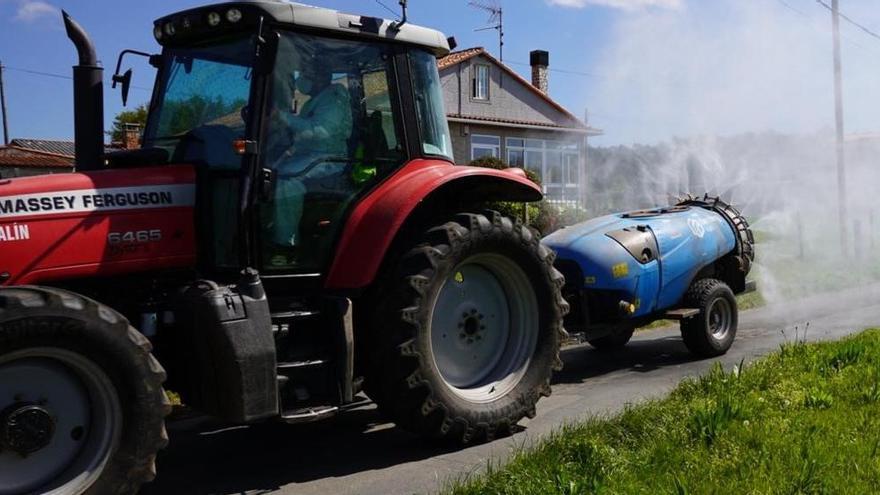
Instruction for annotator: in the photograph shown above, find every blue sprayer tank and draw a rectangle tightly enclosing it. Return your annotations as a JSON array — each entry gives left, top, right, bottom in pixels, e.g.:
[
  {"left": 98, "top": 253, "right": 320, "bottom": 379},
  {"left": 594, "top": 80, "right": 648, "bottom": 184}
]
[{"left": 543, "top": 195, "right": 755, "bottom": 351}]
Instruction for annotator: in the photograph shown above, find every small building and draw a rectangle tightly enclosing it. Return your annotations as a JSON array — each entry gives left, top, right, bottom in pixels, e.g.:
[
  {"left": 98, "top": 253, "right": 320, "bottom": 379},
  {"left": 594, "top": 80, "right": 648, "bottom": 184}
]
[
  {"left": 438, "top": 47, "right": 602, "bottom": 207},
  {"left": 0, "top": 130, "right": 140, "bottom": 179},
  {"left": 0, "top": 139, "right": 75, "bottom": 179}
]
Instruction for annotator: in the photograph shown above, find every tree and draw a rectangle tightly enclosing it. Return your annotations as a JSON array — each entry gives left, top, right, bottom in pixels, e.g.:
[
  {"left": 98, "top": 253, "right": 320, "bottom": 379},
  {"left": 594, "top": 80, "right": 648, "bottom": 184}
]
[{"left": 108, "top": 103, "right": 148, "bottom": 143}]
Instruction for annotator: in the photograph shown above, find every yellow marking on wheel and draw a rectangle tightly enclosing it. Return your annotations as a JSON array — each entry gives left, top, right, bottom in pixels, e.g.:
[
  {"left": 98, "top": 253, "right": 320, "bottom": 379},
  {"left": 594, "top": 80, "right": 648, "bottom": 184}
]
[{"left": 454, "top": 272, "right": 464, "bottom": 283}]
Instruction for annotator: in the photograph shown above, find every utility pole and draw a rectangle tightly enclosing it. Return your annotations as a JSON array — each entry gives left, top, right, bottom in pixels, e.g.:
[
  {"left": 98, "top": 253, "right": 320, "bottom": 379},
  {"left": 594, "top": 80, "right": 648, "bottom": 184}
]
[
  {"left": 831, "top": 0, "right": 848, "bottom": 255},
  {"left": 0, "top": 60, "right": 9, "bottom": 145}
]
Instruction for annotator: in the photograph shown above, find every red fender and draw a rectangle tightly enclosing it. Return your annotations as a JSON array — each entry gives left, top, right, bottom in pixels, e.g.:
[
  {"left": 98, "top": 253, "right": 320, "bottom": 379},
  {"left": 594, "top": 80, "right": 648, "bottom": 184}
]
[{"left": 324, "top": 159, "right": 542, "bottom": 290}]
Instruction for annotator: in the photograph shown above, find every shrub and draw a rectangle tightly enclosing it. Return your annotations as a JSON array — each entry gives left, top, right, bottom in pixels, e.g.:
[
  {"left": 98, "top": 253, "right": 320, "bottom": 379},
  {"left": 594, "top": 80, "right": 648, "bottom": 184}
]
[{"left": 468, "top": 156, "right": 583, "bottom": 235}]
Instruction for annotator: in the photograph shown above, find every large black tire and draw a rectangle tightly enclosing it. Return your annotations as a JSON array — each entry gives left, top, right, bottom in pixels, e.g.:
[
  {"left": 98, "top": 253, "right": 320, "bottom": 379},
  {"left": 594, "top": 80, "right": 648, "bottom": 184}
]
[
  {"left": 364, "top": 211, "right": 568, "bottom": 443},
  {"left": 0, "top": 287, "right": 170, "bottom": 495},
  {"left": 680, "top": 279, "right": 738, "bottom": 357},
  {"left": 587, "top": 325, "right": 635, "bottom": 351}
]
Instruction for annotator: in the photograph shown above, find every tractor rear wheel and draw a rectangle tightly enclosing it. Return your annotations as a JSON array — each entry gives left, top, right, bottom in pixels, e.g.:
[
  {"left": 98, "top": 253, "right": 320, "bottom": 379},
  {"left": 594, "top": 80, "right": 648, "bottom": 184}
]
[
  {"left": 0, "top": 287, "right": 170, "bottom": 495},
  {"left": 365, "top": 211, "right": 567, "bottom": 443},
  {"left": 680, "top": 278, "right": 738, "bottom": 357}
]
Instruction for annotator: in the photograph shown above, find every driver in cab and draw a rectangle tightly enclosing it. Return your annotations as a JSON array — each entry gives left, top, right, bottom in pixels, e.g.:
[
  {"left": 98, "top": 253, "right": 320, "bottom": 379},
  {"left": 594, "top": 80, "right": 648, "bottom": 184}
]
[{"left": 266, "top": 63, "right": 353, "bottom": 265}]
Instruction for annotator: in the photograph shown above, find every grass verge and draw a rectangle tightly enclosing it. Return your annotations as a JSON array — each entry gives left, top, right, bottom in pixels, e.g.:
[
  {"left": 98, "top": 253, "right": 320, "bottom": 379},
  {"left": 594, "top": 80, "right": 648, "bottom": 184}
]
[{"left": 446, "top": 328, "right": 880, "bottom": 494}]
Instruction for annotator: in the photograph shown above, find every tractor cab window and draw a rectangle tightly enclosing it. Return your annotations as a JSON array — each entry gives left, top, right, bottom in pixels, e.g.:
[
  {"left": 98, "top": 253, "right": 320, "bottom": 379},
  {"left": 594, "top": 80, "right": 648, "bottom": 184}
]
[
  {"left": 143, "top": 37, "right": 255, "bottom": 269},
  {"left": 144, "top": 37, "right": 254, "bottom": 170},
  {"left": 260, "top": 31, "right": 405, "bottom": 273},
  {"left": 410, "top": 50, "right": 453, "bottom": 161}
]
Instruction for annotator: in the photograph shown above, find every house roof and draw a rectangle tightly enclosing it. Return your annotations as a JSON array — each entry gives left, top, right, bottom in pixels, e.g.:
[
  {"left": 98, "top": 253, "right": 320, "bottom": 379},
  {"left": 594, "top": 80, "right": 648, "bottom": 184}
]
[
  {"left": 9, "top": 139, "right": 76, "bottom": 157},
  {"left": 438, "top": 47, "right": 485, "bottom": 70},
  {"left": 0, "top": 139, "right": 127, "bottom": 169},
  {"left": 447, "top": 114, "right": 598, "bottom": 134},
  {"left": 0, "top": 143, "right": 74, "bottom": 169},
  {"left": 437, "top": 47, "right": 602, "bottom": 135}
]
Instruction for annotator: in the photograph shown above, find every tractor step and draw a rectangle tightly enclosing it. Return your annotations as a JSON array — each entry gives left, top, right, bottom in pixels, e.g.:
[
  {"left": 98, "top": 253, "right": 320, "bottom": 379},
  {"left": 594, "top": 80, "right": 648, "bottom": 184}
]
[
  {"left": 743, "top": 280, "right": 757, "bottom": 294},
  {"left": 271, "top": 310, "right": 320, "bottom": 320},
  {"left": 270, "top": 309, "right": 321, "bottom": 337},
  {"left": 277, "top": 359, "right": 329, "bottom": 370},
  {"left": 280, "top": 405, "right": 338, "bottom": 424},
  {"left": 665, "top": 308, "right": 700, "bottom": 320}
]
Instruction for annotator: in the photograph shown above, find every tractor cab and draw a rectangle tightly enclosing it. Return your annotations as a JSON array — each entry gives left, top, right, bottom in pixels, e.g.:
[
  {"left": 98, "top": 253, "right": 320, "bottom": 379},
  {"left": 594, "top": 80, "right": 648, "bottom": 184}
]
[{"left": 137, "top": 2, "right": 453, "bottom": 276}]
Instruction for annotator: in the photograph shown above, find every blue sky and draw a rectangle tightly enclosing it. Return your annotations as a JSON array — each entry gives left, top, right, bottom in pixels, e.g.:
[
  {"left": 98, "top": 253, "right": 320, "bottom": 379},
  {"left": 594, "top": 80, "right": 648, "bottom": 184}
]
[{"left": 1, "top": 0, "right": 879, "bottom": 145}]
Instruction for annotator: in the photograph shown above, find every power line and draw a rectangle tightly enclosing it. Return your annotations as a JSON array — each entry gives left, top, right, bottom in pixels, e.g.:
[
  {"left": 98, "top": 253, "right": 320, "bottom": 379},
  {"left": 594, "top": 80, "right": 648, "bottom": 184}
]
[
  {"left": 770, "top": 0, "right": 873, "bottom": 53},
  {"left": 5, "top": 66, "right": 70, "bottom": 80},
  {"left": 3, "top": 66, "right": 151, "bottom": 91},
  {"left": 814, "top": 0, "right": 880, "bottom": 41},
  {"left": 506, "top": 60, "right": 604, "bottom": 79},
  {"left": 373, "top": 0, "right": 400, "bottom": 18},
  {"left": 774, "top": 0, "right": 810, "bottom": 18}
]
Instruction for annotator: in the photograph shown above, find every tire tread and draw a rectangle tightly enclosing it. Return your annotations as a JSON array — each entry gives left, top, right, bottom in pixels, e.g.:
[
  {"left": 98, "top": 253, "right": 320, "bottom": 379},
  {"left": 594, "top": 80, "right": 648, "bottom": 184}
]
[{"left": 0, "top": 286, "right": 169, "bottom": 495}]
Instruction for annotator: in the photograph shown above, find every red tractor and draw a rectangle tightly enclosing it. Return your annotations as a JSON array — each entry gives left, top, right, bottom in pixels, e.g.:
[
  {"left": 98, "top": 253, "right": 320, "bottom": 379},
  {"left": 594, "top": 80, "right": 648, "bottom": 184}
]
[{"left": 0, "top": 2, "right": 567, "bottom": 493}]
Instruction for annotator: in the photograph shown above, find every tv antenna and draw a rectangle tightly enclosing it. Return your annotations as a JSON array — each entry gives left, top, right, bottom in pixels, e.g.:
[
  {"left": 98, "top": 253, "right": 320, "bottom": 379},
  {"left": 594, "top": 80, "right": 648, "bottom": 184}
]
[{"left": 469, "top": 1, "right": 503, "bottom": 62}]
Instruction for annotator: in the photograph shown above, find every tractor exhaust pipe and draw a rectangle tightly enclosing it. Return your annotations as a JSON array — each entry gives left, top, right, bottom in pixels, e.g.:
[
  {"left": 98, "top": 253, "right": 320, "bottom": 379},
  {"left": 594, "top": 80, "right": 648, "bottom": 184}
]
[{"left": 63, "top": 10, "right": 104, "bottom": 171}]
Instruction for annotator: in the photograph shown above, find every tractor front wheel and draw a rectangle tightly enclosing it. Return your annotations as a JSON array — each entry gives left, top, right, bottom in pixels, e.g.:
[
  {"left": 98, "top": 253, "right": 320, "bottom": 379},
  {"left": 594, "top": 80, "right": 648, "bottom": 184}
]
[
  {"left": 0, "top": 287, "right": 170, "bottom": 495},
  {"left": 365, "top": 211, "right": 567, "bottom": 443},
  {"left": 680, "top": 278, "right": 738, "bottom": 357}
]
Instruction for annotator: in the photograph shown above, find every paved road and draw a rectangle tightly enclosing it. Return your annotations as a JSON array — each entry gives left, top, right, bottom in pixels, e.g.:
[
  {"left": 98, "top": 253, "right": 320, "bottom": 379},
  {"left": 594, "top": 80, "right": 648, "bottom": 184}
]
[{"left": 142, "top": 284, "right": 880, "bottom": 495}]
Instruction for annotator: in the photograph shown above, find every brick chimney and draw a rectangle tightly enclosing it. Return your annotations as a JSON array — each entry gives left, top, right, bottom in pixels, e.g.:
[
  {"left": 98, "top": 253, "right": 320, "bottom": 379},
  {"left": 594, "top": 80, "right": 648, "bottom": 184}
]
[
  {"left": 530, "top": 50, "right": 550, "bottom": 94},
  {"left": 122, "top": 123, "right": 141, "bottom": 150}
]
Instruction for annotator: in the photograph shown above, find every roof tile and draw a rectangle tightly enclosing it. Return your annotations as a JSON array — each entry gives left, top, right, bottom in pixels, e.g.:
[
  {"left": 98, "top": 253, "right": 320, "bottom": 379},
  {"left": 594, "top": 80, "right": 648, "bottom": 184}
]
[
  {"left": 0, "top": 146, "right": 74, "bottom": 168},
  {"left": 9, "top": 139, "right": 75, "bottom": 158},
  {"left": 438, "top": 47, "right": 485, "bottom": 70}
]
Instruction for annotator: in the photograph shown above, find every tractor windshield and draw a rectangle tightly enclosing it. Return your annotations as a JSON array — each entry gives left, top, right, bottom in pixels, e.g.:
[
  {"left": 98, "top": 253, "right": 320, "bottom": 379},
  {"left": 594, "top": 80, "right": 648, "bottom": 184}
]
[{"left": 143, "top": 37, "right": 254, "bottom": 169}]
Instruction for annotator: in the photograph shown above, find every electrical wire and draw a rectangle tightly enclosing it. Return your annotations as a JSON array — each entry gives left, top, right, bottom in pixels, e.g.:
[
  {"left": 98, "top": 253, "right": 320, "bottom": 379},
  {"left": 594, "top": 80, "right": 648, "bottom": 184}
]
[
  {"left": 770, "top": 0, "right": 872, "bottom": 53},
  {"left": 814, "top": 0, "right": 880, "bottom": 42},
  {"left": 373, "top": 0, "right": 400, "bottom": 18},
  {"left": 3, "top": 66, "right": 151, "bottom": 91},
  {"left": 506, "top": 60, "right": 605, "bottom": 79},
  {"left": 5, "top": 66, "right": 70, "bottom": 80},
  {"left": 774, "top": 0, "right": 810, "bottom": 18}
]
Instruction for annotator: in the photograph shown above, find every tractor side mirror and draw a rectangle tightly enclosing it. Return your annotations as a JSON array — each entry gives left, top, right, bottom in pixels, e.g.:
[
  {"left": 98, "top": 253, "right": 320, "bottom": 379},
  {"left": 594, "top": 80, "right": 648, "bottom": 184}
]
[
  {"left": 112, "top": 69, "right": 132, "bottom": 107},
  {"left": 111, "top": 49, "right": 158, "bottom": 107}
]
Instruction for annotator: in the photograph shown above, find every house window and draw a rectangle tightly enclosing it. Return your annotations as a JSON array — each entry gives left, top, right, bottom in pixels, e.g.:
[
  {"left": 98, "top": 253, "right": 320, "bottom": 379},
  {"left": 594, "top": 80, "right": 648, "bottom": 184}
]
[
  {"left": 473, "top": 65, "right": 489, "bottom": 101},
  {"left": 565, "top": 153, "right": 579, "bottom": 186},
  {"left": 471, "top": 134, "right": 500, "bottom": 160},
  {"left": 506, "top": 137, "right": 582, "bottom": 205}
]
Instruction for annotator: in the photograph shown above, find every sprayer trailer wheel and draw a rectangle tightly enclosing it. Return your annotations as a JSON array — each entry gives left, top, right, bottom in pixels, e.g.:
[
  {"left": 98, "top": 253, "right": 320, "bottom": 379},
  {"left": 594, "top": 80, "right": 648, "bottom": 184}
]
[
  {"left": 364, "top": 211, "right": 567, "bottom": 444},
  {"left": 0, "top": 287, "right": 170, "bottom": 495},
  {"left": 679, "top": 278, "right": 738, "bottom": 357}
]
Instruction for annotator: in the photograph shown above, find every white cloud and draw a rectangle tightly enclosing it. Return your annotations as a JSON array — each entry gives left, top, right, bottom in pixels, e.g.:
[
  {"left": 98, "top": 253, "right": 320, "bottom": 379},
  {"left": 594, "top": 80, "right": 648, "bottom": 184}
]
[
  {"left": 14, "top": 0, "right": 58, "bottom": 23},
  {"left": 547, "top": 0, "right": 683, "bottom": 11}
]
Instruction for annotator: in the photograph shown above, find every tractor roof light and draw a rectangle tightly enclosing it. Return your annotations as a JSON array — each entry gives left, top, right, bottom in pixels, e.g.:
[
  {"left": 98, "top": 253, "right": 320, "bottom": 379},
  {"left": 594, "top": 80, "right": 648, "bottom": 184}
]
[
  {"left": 206, "top": 11, "right": 221, "bottom": 27},
  {"left": 163, "top": 22, "right": 176, "bottom": 37},
  {"left": 153, "top": 25, "right": 163, "bottom": 40},
  {"left": 226, "top": 8, "right": 243, "bottom": 24}
]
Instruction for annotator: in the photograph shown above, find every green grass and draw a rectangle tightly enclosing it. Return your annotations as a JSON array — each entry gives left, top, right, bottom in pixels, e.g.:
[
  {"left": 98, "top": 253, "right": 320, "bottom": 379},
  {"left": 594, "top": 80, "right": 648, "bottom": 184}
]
[{"left": 445, "top": 329, "right": 880, "bottom": 495}]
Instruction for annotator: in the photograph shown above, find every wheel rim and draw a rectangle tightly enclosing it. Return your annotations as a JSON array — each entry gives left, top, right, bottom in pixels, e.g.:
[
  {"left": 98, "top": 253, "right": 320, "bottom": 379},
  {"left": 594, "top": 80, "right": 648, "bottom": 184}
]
[
  {"left": 0, "top": 348, "right": 122, "bottom": 495},
  {"left": 430, "top": 253, "right": 539, "bottom": 403},
  {"left": 707, "top": 297, "right": 733, "bottom": 340}
]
